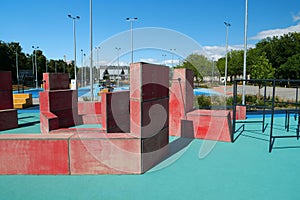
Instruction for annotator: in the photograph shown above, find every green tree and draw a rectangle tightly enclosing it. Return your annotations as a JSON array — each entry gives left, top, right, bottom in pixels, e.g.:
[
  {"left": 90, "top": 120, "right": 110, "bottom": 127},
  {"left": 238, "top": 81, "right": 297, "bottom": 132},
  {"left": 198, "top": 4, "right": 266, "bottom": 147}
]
[
  {"left": 278, "top": 53, "right": 300, "bottom": 80},
  {"left": 249, "top": 52, "right": 274, "bottom": 80},
  {"left": 176, "top": 53, "right": 212, "bottom": 82}
]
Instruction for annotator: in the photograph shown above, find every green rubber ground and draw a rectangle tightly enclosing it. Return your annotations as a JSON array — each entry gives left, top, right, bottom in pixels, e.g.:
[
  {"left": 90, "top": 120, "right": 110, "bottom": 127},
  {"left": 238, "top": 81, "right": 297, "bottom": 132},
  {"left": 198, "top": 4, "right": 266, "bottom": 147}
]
[{"left": 0, "top": 112, "right": 300, "bottom": 199}]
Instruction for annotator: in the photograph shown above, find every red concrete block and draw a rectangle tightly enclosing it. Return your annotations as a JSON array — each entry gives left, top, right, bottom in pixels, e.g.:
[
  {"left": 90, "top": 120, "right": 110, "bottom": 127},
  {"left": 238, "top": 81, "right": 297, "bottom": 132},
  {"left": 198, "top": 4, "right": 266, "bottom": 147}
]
[
  {"left": 0, "top": 138, "right": 70, "bottom": 175},
  {"left": 69, "top": 135, "right": 141, "bottom": 174},
  {"left": 141, "top": 127, "right": 169, "bottom": 173},
  {"left": 40, "top": 111, "right": 59, "bottom": 134},
  {"left": 0, "top": 71, "right": 13, "bottom": 91},
  {"left": 53, "top": 109, "right": 76, "bottom": 128},
  {"left": 141, "top": 63, "right": 169, "bottom": 101},
  {"left": 101, "top": 91, "right": 130, "bottom": 133},
  {"left": 78, "top": 102, "right": 101, "bottom": 115},
  {"left": 236, "top": 105, "right": 246, "bottom": 120},
  {"left": 180, "top": 119, "right": 195, "bottom": 138},
  {"left": 49, "top": 90, "right": 77, "bottom": 111},
  {"left": 187, "top": 110, "right": 232, "bottom": 142},
  {"left": 0, "top": 91, "right": 13, "bottom": 110},
  {"left": 43, "top": 73, "right": 70, "bottom": 91},
  {"left": 141, "top": 98, "right": 169, "bottom": 138},
  {"left": 81, "top": 114, "right": 102, "bottom": 124},
  {"left": 130, "top": 100, "right": 141, "bottom": 137},
  {"left": 130, "top": 63, "right": 142, "bottom": 100},
  {"left": 169, "top": 68, "right": 194, "bottom": 137},
  {"left": 39, "top": 92, "right": 50, "bottom": 112},
  {"left": 0, "top": 109, "right": 18, "bottom": 131}
]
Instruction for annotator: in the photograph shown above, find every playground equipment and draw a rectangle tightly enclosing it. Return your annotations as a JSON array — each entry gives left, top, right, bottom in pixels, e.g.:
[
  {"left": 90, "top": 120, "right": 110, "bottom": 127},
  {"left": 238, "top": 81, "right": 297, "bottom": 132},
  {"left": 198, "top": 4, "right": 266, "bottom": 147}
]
[{"left": 232, "top": 79, "right": 300, "bottom": 152}]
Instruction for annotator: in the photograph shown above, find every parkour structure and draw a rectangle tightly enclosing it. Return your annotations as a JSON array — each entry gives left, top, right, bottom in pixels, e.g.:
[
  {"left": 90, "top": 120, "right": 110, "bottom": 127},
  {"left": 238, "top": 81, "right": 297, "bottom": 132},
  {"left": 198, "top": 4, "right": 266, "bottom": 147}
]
[{"left": 4, "top": 63, "right": 299, "bottom": 175}]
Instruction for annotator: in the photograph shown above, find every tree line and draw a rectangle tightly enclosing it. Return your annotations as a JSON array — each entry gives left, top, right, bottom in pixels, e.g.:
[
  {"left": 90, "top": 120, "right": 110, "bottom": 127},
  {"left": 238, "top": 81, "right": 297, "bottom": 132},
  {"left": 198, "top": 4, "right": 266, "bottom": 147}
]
[
  {"left": 0, "top": 41, "right": 75, "bottom": 86},
  {"left": 177, "top": 32, "right": 300, "bottom": 83}
]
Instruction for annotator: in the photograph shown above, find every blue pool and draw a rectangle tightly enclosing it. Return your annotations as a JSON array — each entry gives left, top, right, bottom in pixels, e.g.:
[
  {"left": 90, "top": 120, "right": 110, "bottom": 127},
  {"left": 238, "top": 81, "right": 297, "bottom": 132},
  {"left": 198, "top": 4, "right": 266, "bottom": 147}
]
[{"left": 13, "top": 86, "right": 221, "bottom": 99}]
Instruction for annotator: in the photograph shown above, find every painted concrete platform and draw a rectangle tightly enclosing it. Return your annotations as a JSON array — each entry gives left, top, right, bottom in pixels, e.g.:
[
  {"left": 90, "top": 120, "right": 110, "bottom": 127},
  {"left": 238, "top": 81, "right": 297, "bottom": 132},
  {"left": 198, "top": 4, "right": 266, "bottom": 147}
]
[{"left": 0, "top": 113, "right": 300, "bottom": 199}]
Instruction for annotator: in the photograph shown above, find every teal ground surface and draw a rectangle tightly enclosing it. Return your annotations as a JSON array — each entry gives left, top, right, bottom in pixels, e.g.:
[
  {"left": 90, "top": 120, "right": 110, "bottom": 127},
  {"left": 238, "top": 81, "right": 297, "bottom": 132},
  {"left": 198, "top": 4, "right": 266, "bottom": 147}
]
[{"left": 0, "top": 113, "right": 300, "bottom": 199}]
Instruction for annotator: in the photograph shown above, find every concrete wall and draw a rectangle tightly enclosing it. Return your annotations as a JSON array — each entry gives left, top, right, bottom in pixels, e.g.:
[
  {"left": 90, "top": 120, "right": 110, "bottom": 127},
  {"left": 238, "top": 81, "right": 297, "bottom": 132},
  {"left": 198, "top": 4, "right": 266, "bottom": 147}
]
[{"left": 0, "top": 71, "right": 18, "bottom": 131}]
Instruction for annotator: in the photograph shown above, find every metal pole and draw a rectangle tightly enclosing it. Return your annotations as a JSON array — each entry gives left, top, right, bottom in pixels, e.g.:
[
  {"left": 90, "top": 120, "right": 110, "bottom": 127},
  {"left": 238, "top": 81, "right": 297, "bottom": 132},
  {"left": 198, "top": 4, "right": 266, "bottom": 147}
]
[
  {"left": 32, "top": 46, "right": 39, "bottom": 88},
  {"left": 224, "top": 22, "right": 231, "bottom": 98},
  {"left": 90, "top": 0, "right": 94, "bottom": 101},
  {"left": 211, "top": 58, "right": 214, "bottom": 83},
  {"left": 242, "top": 0, "right": 248, "bottom": 105},
  {"left": 16, "top": 51, "right": 19, "bottom": 86},
  {"left": 126, "top": 17, "right": 138, "bottom": 64},
  {"left": 81, "top": 50, "right": 83, "bottom": 87},
  {"left": 170, "top": 49, "right": 176, "bottom": 67},
  {"left": 162, "top": 54, "right": 166, "bottom": 65},
  {"left": 68, "top": 14, "right": 80, "bottom": 89},
  {"left": 83, "top": 53, "right": 86, "bottom": 86}
]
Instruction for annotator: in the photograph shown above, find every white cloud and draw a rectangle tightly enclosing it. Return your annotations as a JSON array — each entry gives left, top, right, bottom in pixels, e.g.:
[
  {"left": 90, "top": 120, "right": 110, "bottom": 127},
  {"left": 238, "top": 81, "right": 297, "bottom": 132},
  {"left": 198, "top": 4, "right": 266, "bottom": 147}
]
[
  {"left": 200, "top": 44, "right": 255, "bottom": 60},
  {"left": 250, "top": 24, "right": 300, "bottom": 40},
  {"left": 293, "top": 12, "right": 300, "bottom": 22}
]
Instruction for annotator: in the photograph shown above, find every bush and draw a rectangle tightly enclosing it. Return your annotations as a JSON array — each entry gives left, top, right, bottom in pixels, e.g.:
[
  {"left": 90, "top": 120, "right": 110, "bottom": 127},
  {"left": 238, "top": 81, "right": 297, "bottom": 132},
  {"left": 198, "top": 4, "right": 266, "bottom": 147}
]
[{"left": 196, "top": 95, "right": 211, "bottom": 108}]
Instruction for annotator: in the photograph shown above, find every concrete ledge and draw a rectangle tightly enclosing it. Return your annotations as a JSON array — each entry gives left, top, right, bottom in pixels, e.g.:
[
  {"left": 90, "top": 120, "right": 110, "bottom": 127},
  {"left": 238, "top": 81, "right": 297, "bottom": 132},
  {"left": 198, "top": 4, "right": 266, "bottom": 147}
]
[
  {"left": 186, "top": 109, "right": 232, "bottom": 142},
  {"left": 0, "top": 109, "right": 18, "bottom": 131}
]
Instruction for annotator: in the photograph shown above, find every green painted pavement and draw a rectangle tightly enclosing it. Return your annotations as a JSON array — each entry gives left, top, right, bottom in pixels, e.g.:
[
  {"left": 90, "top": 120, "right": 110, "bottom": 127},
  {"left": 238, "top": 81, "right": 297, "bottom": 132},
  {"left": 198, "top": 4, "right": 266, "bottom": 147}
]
[{"left": 0, "top": 114, "right": 300, "bottom": 199}]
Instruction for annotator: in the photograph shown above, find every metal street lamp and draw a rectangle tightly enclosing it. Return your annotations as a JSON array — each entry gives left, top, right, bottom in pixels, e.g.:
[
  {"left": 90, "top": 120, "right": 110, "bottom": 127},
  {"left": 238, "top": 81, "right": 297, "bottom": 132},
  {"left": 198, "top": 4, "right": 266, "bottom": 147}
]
[
  {"left": 126, "top": 17, "right": 138, "bottom": 64},
  {"left": 242, "top": 0, "right": 248, "bottom": 105},
  {"left": 224, "top": 21, "right": 231, "bottom": 98},
  {"left": 211, "top": 57, "right": 215, "bottom": 84},
  {"left": 81, "top": 49, "right": 84, "bottom": 87},
  {"left": 90, "top": 0, "right": 94, "bottom": 101},
  {"left": 84, "top": 53, "right": 86, "bottom": 86},
  {"left": 115, "top": 47, "right": 121, "bottom": 80},
  {"left": 95, "top": 47, "right": 100, "bottom": 81},
  {"left": 170, "top": 49, "right": 176, "bottom": 67},
  {"left": 32, "top": 46, "right": 39, "bottom": 88},
  {"left": 68, "top": 14, "right": 80, "bottom": 89},
  {"left": 162, "top": 54, "right": 167, "bottom": 65},
  {"left": 15, "top": 51, "right": 19, "bottom": 87}
]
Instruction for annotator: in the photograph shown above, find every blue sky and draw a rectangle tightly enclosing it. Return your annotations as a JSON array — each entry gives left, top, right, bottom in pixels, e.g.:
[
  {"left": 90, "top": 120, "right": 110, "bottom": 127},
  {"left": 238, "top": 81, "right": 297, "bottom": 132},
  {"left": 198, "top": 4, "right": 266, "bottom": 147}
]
[{"left": 1, "top": 0, "right": 300, "bottom": 66}]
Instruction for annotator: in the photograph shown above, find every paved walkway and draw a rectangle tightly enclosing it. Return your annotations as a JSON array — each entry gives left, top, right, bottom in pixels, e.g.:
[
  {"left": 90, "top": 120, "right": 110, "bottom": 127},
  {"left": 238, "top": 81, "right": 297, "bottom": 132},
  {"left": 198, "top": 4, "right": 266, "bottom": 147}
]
[{"left": 214, "top": 85, "right": 300, "bottom": 100}]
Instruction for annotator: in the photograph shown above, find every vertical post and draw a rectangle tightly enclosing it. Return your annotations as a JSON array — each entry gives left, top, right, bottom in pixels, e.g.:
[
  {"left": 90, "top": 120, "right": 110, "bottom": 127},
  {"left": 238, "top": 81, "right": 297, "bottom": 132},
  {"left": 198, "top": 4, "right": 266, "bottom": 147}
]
[
  {"left": 211, "top": 58, "right": 214, "bottom": 83},
  {"left": 32, "top": 46, "right": 39, "bottom": 89},
  {"left": 90, "top": 0, "right": 94, "bottom": 101},
  {"left": 224, "top": 22, "right": 231, "bottom": 98},
  {"left": 68, "top": 14, "right": 80, "bottom": 89},
  {"left": 126, "top": 17, "right": 138, "bottom": 65},
  {"left": 242, "top": 0, "right": 248, "bottom": 105},
  {"left": 269, "top": 80, "right": 276, "bottom": 153},
  {"left": 73, "top": 18, "right": 77, "bottom": 86},
  {"left": 16, "top": 51, "right": 19, "bottom": 87},
  {"left": 81, "top": 50, "right": 84, "bottom": 87},
  {"left": 232, "top": 80, "right": 237, "bottom": 142},
  {"left": 262, "top": 80, "right": 267, "bottom": 132}
]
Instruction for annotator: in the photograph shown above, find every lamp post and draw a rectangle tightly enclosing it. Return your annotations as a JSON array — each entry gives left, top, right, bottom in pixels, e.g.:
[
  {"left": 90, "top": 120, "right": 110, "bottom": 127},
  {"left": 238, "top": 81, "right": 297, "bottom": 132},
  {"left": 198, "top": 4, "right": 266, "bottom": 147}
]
[
  {"left": 84, "top": 53, "right": 86, "bottom": 86},
  {"left": 224, "top": 22, "right": 231, "bottom": 98},
  {"left": 68, "top": 14, "right": 80, "bottom": 89},
  {"left": 95, "top": 47, "right": 100, "bottom": 81},
  {"left": 81, "top": 49, "right": 84, "bottom": 87},
  {"left": 242, "top": 0, "right": 248, "bottom": 105},
  {"left": 162, "top": 54, "right": 167, "bottom": 65},
  {"left": 32, "top": 46, "right": 39, "bottom": 88},
  {"left": 211, "top": 57, "right": 215, "bottom": 84},
  {"left": 115, "top": 47, "right": 121, "bottom": 81},
  {"left": 90, "top": 0, "right": 94, "bottom": 101},
  {"left": 15, "top": 51, "right": 19, "bottom": 87},
  {"left": 170, "top": 49, "right": 176, "bottom": 67},
  {"left": 126, "top": 17, "right": 138, "bottom": 64}
]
